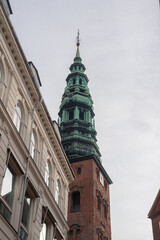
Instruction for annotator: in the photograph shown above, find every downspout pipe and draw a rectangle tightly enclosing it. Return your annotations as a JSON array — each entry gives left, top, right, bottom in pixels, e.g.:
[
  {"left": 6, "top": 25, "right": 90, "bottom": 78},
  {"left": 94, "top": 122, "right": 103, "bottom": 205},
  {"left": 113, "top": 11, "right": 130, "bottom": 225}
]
[{"left": 16, "top": 97, "right": 43, "bottom": 240}]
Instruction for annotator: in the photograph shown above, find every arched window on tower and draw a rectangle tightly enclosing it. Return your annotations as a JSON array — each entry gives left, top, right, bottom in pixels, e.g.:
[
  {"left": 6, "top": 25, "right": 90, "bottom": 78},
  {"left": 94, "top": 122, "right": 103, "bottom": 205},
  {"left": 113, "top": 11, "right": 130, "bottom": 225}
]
[
  {"left": 79, "top": 79, "right": 82, "bottom": 85},
  {"left": 13, "top": 102, "right": 22, "bottom": 132},
  {"left": 69, "top": 110, "right": 74, "bottom": 120},
  {"left": 71, "top": 191, "right": 80, "bottom": 213},
  {"left": 73, "top": 78, "right": 76, "bottom": 85},
  {"left": 79, "top": 110, "right": 85, "bottom": 120}
]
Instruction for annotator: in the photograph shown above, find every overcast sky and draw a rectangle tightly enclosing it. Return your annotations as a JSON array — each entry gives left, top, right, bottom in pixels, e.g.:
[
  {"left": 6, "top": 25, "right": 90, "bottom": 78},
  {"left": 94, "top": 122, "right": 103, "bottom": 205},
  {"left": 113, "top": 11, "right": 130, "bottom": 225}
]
[{"left": 9, "top": 0, "right": 160, "bottom": 239}]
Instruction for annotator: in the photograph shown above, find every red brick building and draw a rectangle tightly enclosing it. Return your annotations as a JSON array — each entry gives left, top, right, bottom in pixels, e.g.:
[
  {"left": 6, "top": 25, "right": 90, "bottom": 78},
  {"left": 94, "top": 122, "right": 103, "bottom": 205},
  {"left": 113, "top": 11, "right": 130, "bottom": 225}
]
[
  {"left": 68, "top": 156, "right": 112, "bottom": 240},
  {"left": 148, "top": 189, "right": 160, "bottom": 240}
]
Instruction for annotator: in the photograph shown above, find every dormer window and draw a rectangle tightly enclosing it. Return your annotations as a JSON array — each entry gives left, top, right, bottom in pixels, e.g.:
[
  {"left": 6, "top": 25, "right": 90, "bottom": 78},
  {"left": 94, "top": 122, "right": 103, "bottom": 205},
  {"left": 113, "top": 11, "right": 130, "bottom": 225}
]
[
  {"left": 73, "top": 79, "right": 76, "bottom": 85},
  {"left": 79, "top": 79, "right": 82, "bottom": 85}
]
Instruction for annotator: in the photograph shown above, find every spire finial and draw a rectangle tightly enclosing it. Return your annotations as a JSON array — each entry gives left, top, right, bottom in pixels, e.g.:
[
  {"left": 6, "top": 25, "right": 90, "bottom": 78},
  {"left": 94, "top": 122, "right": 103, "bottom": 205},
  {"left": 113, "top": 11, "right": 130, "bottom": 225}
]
[{"left": 76, "top": 29, "right": 80, "bottom": 47}]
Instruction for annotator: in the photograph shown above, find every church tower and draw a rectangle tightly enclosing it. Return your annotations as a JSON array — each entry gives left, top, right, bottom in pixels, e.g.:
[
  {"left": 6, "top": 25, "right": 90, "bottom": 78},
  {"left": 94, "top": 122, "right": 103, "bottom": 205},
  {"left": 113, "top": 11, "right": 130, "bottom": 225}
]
[{"left": 58, "top": 32, "right": 112, "bottom": 240}]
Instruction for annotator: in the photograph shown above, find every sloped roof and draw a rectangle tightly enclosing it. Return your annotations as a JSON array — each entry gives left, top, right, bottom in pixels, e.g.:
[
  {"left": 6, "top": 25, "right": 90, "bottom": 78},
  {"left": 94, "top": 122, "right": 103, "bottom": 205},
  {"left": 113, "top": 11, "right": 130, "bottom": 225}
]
[{"left": 148, "top": 189, "right": 160, "bottom": 219}]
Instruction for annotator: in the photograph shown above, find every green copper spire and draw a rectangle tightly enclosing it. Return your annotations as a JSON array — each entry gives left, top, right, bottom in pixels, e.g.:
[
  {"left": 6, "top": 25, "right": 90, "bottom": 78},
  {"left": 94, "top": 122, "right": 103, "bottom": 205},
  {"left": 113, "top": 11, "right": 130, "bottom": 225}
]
[
  {"left": 75, "top": 46, "right": 80, "bottom": 58},
  {"left": 58, "top": 32, "right": 101, "bottom": 162}
]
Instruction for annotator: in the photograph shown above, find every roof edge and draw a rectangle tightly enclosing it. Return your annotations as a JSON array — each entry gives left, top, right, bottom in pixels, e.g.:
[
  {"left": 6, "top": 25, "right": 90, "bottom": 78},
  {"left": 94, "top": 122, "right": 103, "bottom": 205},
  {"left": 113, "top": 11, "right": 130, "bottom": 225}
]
[
  {"left": 148, "top": 189, "right": 160, "bottom": 218},
  {"left": 69, "top": 154, "right": 112, "bottom": 184}
]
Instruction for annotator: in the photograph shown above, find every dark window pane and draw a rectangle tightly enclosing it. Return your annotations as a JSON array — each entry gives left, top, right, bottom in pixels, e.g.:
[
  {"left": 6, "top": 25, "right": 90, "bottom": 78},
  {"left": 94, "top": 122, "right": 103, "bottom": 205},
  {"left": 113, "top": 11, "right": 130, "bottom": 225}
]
[
  {"left": 80, "top": 89, "right": 85, "bottom": 93},
  {"left": 104, "top": 205, "right": 107, "bottom": 219},
  {"left": 71, "top": 191, "right": 80, "bottom": 213},
  {"left": 20, "top": 226, "right": 28, "bottom": 240},
  {"left": 22, "top": 192, "right": 31, "bottom": 229},
  {"left": 0, "top": 200, "right": 12, "bottom": 222},
  {"left": 69, "top": 111, "right": 74, "bottom": 120},
  {"left": 79, "top": 111, "right": 84, "bottom": 120},
  {"left": 97, "top": 196, "right": 101, "bottom": 216},
  {"left": 69, "top": 230, "right": 73, "bottom": 235},
  {"left": 76, "top": 229, "right": 81, "bottom": 234},
  {"left": 77, "top": 168, "right": 81, "bottom": 175},
  {"left": 98, "top": 197, "right": 101, "bottom": 210}
]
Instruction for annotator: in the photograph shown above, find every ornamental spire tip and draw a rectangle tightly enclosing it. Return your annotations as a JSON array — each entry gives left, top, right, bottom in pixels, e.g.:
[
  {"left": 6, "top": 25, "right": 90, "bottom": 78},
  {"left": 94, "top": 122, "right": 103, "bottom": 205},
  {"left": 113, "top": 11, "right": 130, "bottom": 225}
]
[{"left": 76, "top": 29, "right": 80, "bottom": 47}]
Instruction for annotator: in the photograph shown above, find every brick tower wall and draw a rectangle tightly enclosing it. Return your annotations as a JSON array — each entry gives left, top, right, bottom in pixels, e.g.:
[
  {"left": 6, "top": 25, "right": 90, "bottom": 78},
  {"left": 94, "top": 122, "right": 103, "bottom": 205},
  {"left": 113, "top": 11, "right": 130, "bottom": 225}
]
[{"left": 67, "top": 158, "right": 111, "bottom": 240}]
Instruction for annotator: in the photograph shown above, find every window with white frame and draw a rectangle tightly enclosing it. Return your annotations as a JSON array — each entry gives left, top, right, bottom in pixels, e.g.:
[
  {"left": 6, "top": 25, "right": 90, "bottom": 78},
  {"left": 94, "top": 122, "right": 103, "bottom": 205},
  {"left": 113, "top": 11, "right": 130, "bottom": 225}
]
[
  {"left": 40, "top": 207, "right": 61, "bottom": 240},
  {"left": 20, "top": 183, "right": 38, "bottom": 240},
  {"left": 21, "top": 192, "right": 31, "bottom": 228},
  {"left": 13, "top": 102, "right": 22, "bottom": 132},
  {"left": 0, "top": 165, "right": 16, "bottom": 222},
  {"left": 53, "top": 225, "right": 63, "bottom": 240},
  {"left": 30, "top": 131, "right": 35, "bottom": 159},
  {"left": 40, "top": 222, "right": 47, "bottom": 240},
  {"left": 55, "top": 180, "right": 60, "bottom": 205},
  {"left": 0, "top": 152, "right": 22, "bottom": 223},
  {"left": 45, "top": 160, "right": 50, "bottom": 186}
]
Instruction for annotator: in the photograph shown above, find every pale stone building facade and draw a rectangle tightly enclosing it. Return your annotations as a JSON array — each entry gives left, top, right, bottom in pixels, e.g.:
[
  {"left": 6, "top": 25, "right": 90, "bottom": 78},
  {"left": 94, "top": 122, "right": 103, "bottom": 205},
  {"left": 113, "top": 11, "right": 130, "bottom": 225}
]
[{"left": 0, "top": 1, "right": 74, "bottom": 240}]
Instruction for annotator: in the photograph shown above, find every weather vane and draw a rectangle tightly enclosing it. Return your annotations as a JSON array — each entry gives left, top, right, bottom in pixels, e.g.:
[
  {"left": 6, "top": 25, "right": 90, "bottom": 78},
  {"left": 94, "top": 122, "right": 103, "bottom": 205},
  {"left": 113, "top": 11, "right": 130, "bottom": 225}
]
[{"left": 76, "top": 29, "right": 80, "bottom": 47}]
